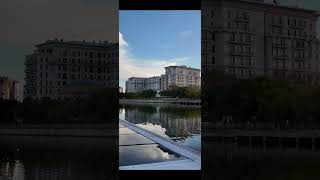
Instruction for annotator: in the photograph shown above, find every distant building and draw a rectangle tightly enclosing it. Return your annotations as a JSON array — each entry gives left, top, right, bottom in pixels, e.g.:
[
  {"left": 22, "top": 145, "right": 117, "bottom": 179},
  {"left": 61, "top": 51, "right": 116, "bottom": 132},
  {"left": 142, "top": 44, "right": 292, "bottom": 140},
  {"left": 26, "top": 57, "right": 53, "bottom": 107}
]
[
  {"left": 125, "top": 66, "right": 201, "bottom": 93},
  {"left": 202, "top": 0, "right": 320, "bottom": 85},
  {"left": 145, "top": 76, "right": 161, "bottom": 91},
  {"left": 119, "top": 86, "right": 124, "bottom": 93},
  {"left": 125, "top": 76, "right": 160, "bottom": 93},
  {"left": 161, "top": 66, "right": 201, "bottom": 90},
  {"left": 0, "top": 76, "right": 19, "bottom": 100},
  {"left": 24, "top": 39, "right": 118, "bottom": 99}
]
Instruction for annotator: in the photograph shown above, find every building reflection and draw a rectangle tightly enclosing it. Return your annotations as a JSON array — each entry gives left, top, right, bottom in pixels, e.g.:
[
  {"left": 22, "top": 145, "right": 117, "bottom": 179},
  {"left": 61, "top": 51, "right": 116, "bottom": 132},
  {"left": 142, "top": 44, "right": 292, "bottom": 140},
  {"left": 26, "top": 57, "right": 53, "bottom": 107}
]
[
  {"left": 123, "top": 104, "right": 201, "bottom": 138},
  {"left": 0, "top": 137, "right": 117, "bottom": 180}
]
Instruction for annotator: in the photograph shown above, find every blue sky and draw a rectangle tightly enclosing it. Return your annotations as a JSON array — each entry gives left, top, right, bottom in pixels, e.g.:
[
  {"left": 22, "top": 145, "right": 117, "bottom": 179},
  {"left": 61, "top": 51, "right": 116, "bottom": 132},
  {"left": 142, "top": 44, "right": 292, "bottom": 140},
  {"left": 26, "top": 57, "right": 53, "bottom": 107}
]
[{"left": 119, "top": 10, "right": 201, "bottom": 89}]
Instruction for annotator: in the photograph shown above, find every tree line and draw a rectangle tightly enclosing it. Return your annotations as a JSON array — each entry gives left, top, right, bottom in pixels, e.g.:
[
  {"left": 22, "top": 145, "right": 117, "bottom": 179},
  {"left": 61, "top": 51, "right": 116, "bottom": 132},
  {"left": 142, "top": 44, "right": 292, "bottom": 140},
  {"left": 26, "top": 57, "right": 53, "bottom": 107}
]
[
  {"left": 120, "top": 86, "right": 201, "bottom": 99},
  {"left": 203, "top": 70, "right": 320, "bottom": 129},
  {"left": 0, "top": 88, "right": 118, "bottom": 124}
]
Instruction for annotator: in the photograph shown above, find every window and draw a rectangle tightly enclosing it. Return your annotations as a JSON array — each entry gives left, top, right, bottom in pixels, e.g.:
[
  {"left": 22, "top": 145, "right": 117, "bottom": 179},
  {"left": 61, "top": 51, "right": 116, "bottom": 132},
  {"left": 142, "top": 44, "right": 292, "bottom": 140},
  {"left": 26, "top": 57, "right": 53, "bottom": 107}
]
[{"left": 89, "top": 52, "right": 94, "bottom": 58}]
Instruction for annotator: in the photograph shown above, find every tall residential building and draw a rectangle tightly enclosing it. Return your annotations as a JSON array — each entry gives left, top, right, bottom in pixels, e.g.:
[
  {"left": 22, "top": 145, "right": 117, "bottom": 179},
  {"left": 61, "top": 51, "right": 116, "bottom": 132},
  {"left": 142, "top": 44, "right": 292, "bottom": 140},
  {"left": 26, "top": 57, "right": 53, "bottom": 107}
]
[
  {"left": 0, "top": 76, "right": 18, "bottom": 100},
  {"left": 202, "top": 0, "right": 320, "bottom": 85},
  {"left": 125, "top": 76, "right": 160, "bottom": 93},
  {"left": 162, "top": 66, "right": 201, "bottom": 90},
  {"left": 24, "top": 39, "right": 118, "bottom": 99}
]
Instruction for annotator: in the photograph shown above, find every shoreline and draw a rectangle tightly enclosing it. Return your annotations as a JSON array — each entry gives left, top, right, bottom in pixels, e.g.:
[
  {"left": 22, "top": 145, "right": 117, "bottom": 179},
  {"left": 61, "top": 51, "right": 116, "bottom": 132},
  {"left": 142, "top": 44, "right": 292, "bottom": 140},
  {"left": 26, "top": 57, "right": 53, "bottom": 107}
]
[
  {"left": 120, "top": 98, "right": 201, "bottom": 107},
  {"left": 0, "top": 126, "right": 116, "bottom": 137}
]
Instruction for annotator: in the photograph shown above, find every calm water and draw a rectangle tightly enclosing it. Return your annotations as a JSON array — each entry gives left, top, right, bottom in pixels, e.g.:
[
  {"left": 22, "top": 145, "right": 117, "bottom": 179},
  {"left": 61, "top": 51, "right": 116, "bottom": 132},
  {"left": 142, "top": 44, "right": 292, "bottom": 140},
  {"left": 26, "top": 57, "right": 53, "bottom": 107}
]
[
  {"left": 0, "top": 136, "right": 117, "bottom": 180},
  {"left": 203, "top": 140, "right": 320, "bottom": 180},
  {"left": 119, "top": 103, "right": 201, "bottom": 152}
]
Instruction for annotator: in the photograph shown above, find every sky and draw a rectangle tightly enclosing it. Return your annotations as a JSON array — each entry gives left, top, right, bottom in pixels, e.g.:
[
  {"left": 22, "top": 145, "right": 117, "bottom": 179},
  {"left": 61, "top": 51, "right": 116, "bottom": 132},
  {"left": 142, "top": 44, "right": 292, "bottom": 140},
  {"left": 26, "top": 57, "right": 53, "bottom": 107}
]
[
  {"left": 0, "top": 0, "right": 118, "bottom": 85},
  {"left": 119, "top": 10, "right": 201, "bottom": 89}
]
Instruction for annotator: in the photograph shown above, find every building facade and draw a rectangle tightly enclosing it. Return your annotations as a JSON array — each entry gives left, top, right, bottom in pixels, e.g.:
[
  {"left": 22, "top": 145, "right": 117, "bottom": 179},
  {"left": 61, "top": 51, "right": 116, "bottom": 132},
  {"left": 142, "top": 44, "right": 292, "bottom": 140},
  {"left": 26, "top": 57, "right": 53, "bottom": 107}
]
[
  {"left": 202, "top": 0, "right": 320, "bottom": 85},
  {"left": 24, "top": 39, "right": 118, "bottom": 99},
  {"left": 162, "top": 66, "right": 201, "bottom": 90},
  {"left": 125, "top": 76, "right": 161, "bottom": 93},
  {"left": 0, "top": 76, "right": 18, "bottom": 100}
]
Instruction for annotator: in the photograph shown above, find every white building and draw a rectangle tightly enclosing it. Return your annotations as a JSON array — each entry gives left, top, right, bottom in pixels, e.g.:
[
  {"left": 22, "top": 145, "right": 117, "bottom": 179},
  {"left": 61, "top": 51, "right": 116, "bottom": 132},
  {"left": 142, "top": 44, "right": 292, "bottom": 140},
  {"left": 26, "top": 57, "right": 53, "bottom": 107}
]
[
  {"left": 202, "top": 0, "right": 320, "bottom": 85},
  {"left": 119, "top": 86, "right": 124, "bottom": 93},
  {"left": 24, "top": 39, "right": 118, "bottom": 99},
  {"left": 145, "top": 76, "right": 161, "bottom": 91},
  {"left": 125, "top": 76, "right": 160, "bottom": 93}
]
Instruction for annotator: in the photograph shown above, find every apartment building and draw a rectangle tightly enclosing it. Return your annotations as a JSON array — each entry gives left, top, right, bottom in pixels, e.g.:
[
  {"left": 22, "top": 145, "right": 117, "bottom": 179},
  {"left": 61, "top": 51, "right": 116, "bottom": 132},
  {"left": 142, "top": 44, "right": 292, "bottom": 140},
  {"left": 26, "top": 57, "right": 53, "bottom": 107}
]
[
  {"left": 202, "top": 0, "right": 320, "bottom": 85},
  {"left": 24, "top": 39, "right": 118, "bottom": 99},
  {"left": 0, "top": 76, "right": 18, "bottom": 100},
  {"left": 125, "top": 77, "right": 147, "bottom": 93},
  {"left": 162, "top": 66, "right": 201, "bottom": 90},
  {"left": 125, "top": 76, "right": 160, "bottom": 93}
]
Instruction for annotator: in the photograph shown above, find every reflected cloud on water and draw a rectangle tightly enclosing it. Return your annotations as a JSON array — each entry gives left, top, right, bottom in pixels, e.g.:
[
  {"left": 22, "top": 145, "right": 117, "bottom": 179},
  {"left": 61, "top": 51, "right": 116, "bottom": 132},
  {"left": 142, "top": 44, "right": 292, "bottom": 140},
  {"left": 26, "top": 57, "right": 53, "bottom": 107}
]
[{"left": 119, "top": 103, "right": 201, "bottom": 152}]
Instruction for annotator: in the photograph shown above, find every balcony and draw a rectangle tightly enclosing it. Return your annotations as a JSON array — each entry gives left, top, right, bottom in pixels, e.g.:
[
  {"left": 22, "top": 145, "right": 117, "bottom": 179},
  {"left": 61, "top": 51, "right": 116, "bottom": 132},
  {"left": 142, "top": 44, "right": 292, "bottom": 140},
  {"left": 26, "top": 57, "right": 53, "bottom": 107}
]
[
  {"left": 229, "top": 40, "right": 253, "bottom": 45},
  {"left": 231, "top": 51, "right": 254, "bottom": 57},
  {"left": 273, "top": 55, "right": 290, "bottom": 60},
  {"left": 233, "top": 17, "right": 249, "bottom": 23},
  {"left": 272, "top": 44, "right": 288, "bottom": 48}
]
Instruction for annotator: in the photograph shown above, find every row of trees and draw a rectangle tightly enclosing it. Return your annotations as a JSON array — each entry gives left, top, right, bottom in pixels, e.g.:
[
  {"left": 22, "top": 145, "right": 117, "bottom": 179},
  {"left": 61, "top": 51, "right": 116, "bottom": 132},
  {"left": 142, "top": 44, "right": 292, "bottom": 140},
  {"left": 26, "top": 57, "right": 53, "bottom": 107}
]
[
  {"left": 203, "top": 70, "right": 320, "bottom": 129},
  {"left": 120, "top": 86, "right": 201, "bottom": 99},
  {"left": 160, "top": 86, "right": 201, "bottom": 99},
  {"left": 0, "top": 88, "right": 118, "bottom": 124},
  {"left": 120, "top": 90, "right": 157, "bottom": 99}
]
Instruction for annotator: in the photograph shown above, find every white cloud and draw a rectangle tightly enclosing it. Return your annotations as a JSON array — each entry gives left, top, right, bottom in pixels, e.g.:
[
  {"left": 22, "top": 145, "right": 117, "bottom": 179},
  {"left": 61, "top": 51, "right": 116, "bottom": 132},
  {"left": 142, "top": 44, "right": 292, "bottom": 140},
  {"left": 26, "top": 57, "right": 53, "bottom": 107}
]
[
  {"left": 178, "top": 30, "right": 193, "bottom": 38},
  {"left": 119, "top": 32, "right": 190, "bottom": 87}
]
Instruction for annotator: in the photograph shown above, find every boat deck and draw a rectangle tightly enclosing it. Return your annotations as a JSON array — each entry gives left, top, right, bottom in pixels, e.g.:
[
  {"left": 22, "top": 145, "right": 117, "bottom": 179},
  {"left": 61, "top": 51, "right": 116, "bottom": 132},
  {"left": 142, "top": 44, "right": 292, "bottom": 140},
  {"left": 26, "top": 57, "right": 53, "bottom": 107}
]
[{"left": 119, "top": 119, "right": 201, "bottom": 170}]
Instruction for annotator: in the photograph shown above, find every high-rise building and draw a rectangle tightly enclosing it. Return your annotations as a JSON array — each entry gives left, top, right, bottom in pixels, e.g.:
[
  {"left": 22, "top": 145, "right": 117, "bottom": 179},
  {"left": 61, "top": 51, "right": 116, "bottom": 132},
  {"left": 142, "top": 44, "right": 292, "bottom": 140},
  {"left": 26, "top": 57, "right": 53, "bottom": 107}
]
[
  {"left": 202, "top": 0, "right": 320, "bottom": 85},
  {"left": 0, "top": 76, "right": 18, "bottom": 100},
  {"left": 24, "top": 39, "right": 118, "bottom": 99},
  {"left": 162, "top": 66, "right": 201, "bottom": 90}
]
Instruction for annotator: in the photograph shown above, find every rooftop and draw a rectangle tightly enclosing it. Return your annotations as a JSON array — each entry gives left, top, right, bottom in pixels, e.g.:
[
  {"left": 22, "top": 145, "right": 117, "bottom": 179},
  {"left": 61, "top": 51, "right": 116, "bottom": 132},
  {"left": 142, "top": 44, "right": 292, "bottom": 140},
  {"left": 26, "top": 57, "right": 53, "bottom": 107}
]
[
  {"left": 35, "top": 39, "right": 118, "bottom": 48},
  {"left": 165, "top": 65, "right": 201, "bottom": 71},
  {"left": 238, "top": 0, "right": 319, "bottom": 15}
]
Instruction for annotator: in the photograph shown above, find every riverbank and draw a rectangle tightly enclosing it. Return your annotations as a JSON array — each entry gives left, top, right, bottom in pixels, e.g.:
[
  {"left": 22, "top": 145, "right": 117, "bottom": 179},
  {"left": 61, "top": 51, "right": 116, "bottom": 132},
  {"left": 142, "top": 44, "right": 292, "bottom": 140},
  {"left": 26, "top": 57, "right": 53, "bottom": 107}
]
[
  {"left": 0, "top": 124, "right": 117, "bottom": 137},
  {"left": 120, "top": 98, "right": 201, "bottom": 106},
  {"left": 0, "top": 128, "right": 116, "bottom": 137}
]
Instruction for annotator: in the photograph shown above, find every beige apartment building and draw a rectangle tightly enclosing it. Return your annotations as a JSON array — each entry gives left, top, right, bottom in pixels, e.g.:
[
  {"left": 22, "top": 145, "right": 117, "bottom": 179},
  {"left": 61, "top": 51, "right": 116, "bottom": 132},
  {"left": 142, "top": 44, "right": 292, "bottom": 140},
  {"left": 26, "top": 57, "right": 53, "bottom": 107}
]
[
  {"left": 162, "top": 66, "right": 201, "bottom": 90},
  {"left": 24, "top": 39, "right": 118, "bottom": 99},
  {"left": 202, "top": 0, "right": 320, "bottom": 85},
  {"left": 0, "top": 76, "right": 18, "bottom": 100}
]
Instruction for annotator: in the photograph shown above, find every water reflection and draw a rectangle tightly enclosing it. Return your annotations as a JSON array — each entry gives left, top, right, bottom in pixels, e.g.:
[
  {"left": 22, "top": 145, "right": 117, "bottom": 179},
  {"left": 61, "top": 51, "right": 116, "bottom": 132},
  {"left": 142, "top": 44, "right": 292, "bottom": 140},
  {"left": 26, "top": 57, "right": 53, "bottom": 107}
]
[
  {"left": 119, "top": 104, "right": 201, "bottom": 151},
  {"left": 119, "top": 144, "right": 185, "bottom": 166},
  {"left": 203, "top": 141, "right": 320, "bottom": 180},
  {"left": 0, "top": 136, "right": 117, "bottom": 180}
]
